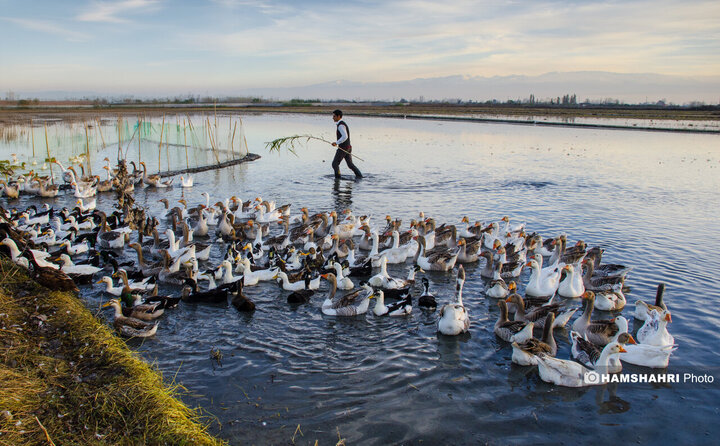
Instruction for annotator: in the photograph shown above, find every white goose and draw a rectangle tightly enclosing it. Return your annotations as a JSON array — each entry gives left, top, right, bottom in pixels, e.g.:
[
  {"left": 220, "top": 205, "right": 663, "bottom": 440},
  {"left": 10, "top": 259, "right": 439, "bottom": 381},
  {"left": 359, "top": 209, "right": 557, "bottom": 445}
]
[
  {"left": 524, "top": 258, "right": 561, "bottom": 297},
  {"left": 331, "top": 261, "right": 354, "bottom": 290},
  {"left": 437, "top": 266, "right": 470, "bottom": 336},
  {"left": 275, "top": 271, "right": 321, "bottom": 291},
  {"left": 180, "top": 175, "right": 194, "bottom": 187},
  {"left": 535, "top": 343, "right": 627, "bottom": 387},
  {"left": 557, "top": 264, "right": 585, "bottom": 298},
  {"left": 636, "top": 309, "right": 674, "bottom": 347}
]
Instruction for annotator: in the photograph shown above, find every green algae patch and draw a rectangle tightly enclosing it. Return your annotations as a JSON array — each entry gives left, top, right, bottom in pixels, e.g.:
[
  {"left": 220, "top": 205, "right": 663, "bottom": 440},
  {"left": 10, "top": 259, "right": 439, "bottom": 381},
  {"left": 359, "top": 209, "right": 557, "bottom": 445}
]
[{"left": 0, "top": 259, "right": 225, "bottom": 446}]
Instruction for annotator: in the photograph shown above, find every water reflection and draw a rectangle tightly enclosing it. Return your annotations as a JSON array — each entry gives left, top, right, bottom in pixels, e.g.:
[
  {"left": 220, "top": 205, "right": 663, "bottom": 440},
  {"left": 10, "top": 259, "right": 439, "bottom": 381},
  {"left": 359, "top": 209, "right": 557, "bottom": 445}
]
[{"left": 332, "top": 177, "right": 353, "bottom": 209}]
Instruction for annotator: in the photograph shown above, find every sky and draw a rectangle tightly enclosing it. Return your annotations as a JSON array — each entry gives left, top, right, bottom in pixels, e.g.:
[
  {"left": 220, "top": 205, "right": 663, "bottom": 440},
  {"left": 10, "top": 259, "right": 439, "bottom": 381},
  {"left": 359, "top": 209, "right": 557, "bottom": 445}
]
[{"left": 0, "top": 0, "right": 719, "bottom": 99}]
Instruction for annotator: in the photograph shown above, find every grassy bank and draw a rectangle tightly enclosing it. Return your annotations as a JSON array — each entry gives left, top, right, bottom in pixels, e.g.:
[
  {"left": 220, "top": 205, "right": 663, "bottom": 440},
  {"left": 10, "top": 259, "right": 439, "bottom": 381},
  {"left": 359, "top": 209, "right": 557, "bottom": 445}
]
[
  {"left": 0, "top": 259, "right": 224, "bottom": 446},
  {"left": 1, "top": 103, "right": 719, "bottom": 125}
]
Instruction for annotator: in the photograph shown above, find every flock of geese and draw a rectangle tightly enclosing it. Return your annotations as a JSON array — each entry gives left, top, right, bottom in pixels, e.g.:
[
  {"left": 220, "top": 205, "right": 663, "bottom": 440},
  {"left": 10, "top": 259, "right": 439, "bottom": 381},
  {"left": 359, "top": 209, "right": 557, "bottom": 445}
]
[{"left": 0, "top": 161, "right": 677, "bottom": 388}]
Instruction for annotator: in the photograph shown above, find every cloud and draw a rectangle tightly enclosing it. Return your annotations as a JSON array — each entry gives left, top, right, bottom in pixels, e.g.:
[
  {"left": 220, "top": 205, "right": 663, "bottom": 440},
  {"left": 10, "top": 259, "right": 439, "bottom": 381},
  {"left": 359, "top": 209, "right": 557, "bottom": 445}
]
[
  {"left": 76, "top": 0, "right": 162, "bottom": 23},
  {"left": 0, "top": 17, "right": 90, "bottom": 42}
]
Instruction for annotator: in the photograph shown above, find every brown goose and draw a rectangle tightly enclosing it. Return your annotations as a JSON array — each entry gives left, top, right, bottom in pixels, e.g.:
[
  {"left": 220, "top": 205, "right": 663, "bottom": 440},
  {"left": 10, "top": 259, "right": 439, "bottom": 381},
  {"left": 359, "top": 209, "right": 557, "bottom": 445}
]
[
  {"left": 511, "top": 313, "right": 558, "bottom": 365},
  {"left": 494, "top": 300, "right": 534, "bottom": 343},
  {"left": 505, "top": 294, "right": 577, "bottom": 329},
  {"left": 571, "top": 291, "right": 621, "bottom": 346}
]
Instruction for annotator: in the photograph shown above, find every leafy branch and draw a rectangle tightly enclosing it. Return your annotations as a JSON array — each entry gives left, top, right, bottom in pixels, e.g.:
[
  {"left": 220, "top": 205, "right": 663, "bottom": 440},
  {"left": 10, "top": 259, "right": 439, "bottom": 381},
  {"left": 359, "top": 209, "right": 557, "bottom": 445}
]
[{"left": 264, "top": 134, "right": 333, "bottom": 157}]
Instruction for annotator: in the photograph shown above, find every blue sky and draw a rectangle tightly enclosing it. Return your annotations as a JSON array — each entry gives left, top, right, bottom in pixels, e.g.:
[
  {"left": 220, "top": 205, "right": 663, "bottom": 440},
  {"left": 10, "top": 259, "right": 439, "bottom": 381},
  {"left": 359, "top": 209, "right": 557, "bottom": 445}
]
[{"left": 0, "top": 0, "right": 718, "bottom": 97}]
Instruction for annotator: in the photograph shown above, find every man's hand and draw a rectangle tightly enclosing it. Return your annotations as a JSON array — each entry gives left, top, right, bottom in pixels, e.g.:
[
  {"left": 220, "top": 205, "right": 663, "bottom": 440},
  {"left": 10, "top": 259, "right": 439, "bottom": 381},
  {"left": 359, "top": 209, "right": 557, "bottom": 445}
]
[{"left": 331, "top": 142, "right": 337, "bottom": 147}]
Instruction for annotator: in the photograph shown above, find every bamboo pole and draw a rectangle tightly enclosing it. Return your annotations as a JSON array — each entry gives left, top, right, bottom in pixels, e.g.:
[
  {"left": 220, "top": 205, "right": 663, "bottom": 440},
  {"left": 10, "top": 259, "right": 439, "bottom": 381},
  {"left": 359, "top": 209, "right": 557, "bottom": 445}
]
[
  {"left": 44, "top": 123, "right": 54, "bottom": 185},
  {"left": 84, "top": 122, "right": 92, "bottom": 176},
  {"left": 183, "top": 118, "right": 189, "bottom": 169},
  {"left": 30, "top": 119, "right": 35, "bottom": 158},
  {"left": 230, "top": 120, "right": 237, "bottom": 159},
  {"left": 240, "top": 117, "right": 249, "bottom": 157},
  {"left": 158, "top": 115, "right": 165, "bottom": 173},
  {"left": 138, "top": 115, "right": 142, "bottom": 163},
  {"left": 117, "top": 116, "right": 122, "bottom": 160},
  {"left": 96, "top": 117, "right": 107, "bottom": 148},
  {"left": 206, "top": 117, "right": 220, "bottom": 164}
]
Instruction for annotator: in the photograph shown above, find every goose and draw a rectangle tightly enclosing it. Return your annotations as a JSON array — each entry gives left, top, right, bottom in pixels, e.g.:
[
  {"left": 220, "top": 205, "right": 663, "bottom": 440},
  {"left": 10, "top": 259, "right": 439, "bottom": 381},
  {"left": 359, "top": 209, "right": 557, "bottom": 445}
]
[
  {"left": 571, "top": 331, "right": 636, "bottom": 373},
  {"left": 70, "top": 181, "right": 97, "bottom": 198},
  {"left": 535, "top": 343, "right": 627, "bottom": 387},
  {"left": 511, "top": 313, "right": 558, "bottom": 366},
  {"left": 593, "top": 289, "right": 626, "bottom": 312},
  {"left": 505, "top": 293, "right": 577, "bottom": 329},
  {"left": 139, "top": 162, "right": 173, "bottom": 188},
  {"left": 76, "top": 198, "right": 96, "bottom": 212},
  {"left": 373, "top": 290, "right": 412, "bottom": 317},
  {"left": 581, "top": 258, "right": 625, "bottom": 292},
  {"left": 557, "top": 264, "right": 585, "bottom": 298},
  {"left": 571, "top": 291, "right": 621, "bottom": 346},
  {"left": 1, "top": 237, "right": 55, "bottom": 269},
  {"left": 413, "top": 235, "right": 459, "bottom": 272},
  {"left": 418, "top": 278, "right": 437, "bottom": 310},
  {"left": 275, "top": 270, "right": 321, "bottom": 291},
  {"left": 102, "top": 299, "right": 158, "bottom": 337},
  {"left": 0, "top": 180, "right": 19, "bottom": 199},
  {"left": 180, "top": 175, "right": 194, "bottom": 188},
  {"left": 378, "top": 231, "right": 410, "bottom": 264},
  {"left": 437, "top": 266, "right": 470, "bottom": 335},
  {"left": 456, "top": 237, "right": 481, "bottom": 263},
  {"left": 485, "top": 271, "right": 514, "bottom": 299},
  {"left": 524, "top": 258, "right": 561, "bottom": 297},
  {"left": 585, "top": 249, "right": 633, "bottom": 279},
  {"left": 320, "top": 273, "right": 374, "bottom": 317},
  {"left": 330, "top": 261, "right": 354, "bottom": 290},
  {"left": 494, "top": 300, "right": 534, "bottom": 343},
  {"left": 622, "top": 343, "right": 677, "bottom": 369},
  {"left": 37, "top": 180, "right": 59, "bottom": 198},
  {"left": 634, "top": 284, "right": 667, "bottom": 321},
  {"left": 235, "top": 257, "right": 277, "bottom": 286},
  {"left": 637, "top": 309, "right": 674, "bottom": 346}
]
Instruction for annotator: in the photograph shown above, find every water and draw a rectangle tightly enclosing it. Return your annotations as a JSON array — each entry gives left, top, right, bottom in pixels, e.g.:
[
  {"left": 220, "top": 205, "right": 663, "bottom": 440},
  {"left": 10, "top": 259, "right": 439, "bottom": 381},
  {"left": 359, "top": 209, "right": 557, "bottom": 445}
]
[{"left": 6, "top": 113, "right": 720, "bottom": 444}]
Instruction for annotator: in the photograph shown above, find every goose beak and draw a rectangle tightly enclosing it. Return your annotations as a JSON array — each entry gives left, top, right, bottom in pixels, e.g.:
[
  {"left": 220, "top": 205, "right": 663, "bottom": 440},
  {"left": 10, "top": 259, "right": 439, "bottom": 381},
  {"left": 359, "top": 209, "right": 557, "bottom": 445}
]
[
  {"left": 665, "top": 313, "right": 672, "bottom": 323},
  {"left": 101, "top": 301, "right": 112, "bottom": 308},
  {"left": 618, "top": 346, "right": 627, "bottom": 353},
  {"left": 626, "top": 335, "right": 637, "bottom": 345},
  {"left": 96, "top": 279, "right": 104, "bottom": 284}
]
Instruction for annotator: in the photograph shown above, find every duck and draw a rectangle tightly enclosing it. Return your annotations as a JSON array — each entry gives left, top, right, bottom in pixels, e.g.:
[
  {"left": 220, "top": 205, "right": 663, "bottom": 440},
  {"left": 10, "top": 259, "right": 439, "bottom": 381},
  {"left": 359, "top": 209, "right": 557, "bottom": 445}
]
[
  {"left": 24, "top": 251, "right": 78, "bottom": 293},
  {"left": 287, "top": 273, "right": 316, "bottom": 304},
  {"left": 320, "top": 273, "right": 374, "bottom": 316},
  {"left": 418, "top": 277, "right": 437, "bottom": 310},
  {"left": 70, "top": 181, "right": 97, "bottom": 198},
  {"left": 58, "top": 239, "right": 90, "bottom": 256},
  {"left": 373, "top": 290, "right": 412, "bottom": 317},
  {"left": 524, "top": 258, "right": 561, "bottom": 297},
  {"left": 557, "top": 264, "right": 585, "bottom": 298},
  {"left": 437, "top": 266, "right": 470, "bottom": 335},
  {"left": 634, "top": 283, "right": 667, "bottom": 322},
  {"left": 116, "top": 291, "right": 165, "bottom": 321},
  {"left": 511, "top": 313, "right": 558, "bottom": 366},
  {"left": 570, "top": 331, "right": 636, "bottom": 373},
  {"left": 102, "top": 299, "right": 158, "bottom": 337},
  {"left": 535, "top": 343, "right": 627, "bottom": 387},
  {"left": 56, "top": 254, "right": 102, "bottom": 282},
  {"left": 377, "top": 230, "right": 410, "bottom": 264},
  {"left": 494, "top": 300, "right": 534, "bottom": 343},
  {"left": 571, "top": 291, "right": 622, "bottom": 346},
  {"left": 231, "top": 280, "right": 255, "bottom": 312},
  {"left": 637, "top": 309, "right": 674, "bottom": 346},
  {"left": 505, "top": 293, "right": 577, "bottom": 329},
  {"left": 181, "top": 279, "right": 237, "bottom": 305},
  {"left": 275, "top": 270, "right": 320, "bottom": 291}
]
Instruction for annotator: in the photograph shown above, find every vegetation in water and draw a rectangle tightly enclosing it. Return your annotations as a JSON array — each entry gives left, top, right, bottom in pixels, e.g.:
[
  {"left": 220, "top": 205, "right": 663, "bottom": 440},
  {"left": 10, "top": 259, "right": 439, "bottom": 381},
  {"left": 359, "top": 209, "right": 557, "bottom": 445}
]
[{"left": 265, "top": 134, "right": 333, "bottom": 156}]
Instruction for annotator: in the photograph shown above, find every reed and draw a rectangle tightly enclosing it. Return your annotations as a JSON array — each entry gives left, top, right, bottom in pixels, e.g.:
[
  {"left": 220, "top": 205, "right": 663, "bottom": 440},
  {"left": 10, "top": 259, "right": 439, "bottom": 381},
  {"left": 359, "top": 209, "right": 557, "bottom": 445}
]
[
  {"left": 44, "top": 123, "right": 54, "bottom": 184},
  {"left": 265, "top": 134, "right": 365, "bottom": 161},
  {"left": 158, "top": 114, "right": 165, "bottom": 173},
  {"left": 183, "top": 118, "right": 189, "bottom": 169},
  {"left": 84, "top": 122, "right": 92, "bottom": 176},
  {"left": 230, "top": 120, "right": 237, "bottom": 159}
]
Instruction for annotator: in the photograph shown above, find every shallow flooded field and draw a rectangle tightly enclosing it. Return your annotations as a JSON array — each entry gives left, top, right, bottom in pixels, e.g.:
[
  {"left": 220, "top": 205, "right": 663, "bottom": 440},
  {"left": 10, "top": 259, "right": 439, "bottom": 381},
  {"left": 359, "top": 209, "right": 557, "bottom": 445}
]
[{"left": 4, "top": 113, "right": 720, "bottom": 444}]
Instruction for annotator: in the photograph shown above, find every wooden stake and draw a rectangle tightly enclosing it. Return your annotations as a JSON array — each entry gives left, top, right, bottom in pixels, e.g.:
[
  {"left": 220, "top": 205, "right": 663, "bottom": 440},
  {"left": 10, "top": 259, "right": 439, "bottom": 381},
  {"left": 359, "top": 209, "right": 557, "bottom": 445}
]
[
  {"left": 158, "top": 114, "right": 165, "bottom": 173},
  {"left": 230, "top": 120, "right": 237, "bottom": 159},
  {"left": 183, "top": 118, "right": 189, "bottom": 169},
  {"left": 30, "top": 118, "right": 35, "bottom": 158},
  {"left": 84, "top": 122, "right": 92, "bottom": 176},
  {"left": 44, "top": 123, "right": 54, "bottom": 185}
]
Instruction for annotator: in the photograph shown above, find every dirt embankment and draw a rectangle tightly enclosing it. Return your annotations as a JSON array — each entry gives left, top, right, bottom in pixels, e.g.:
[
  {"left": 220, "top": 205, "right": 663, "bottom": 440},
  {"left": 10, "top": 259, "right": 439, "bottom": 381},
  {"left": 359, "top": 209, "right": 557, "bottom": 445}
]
[{"left": 0, "top": 259, "right": 224, "bottom": 446}]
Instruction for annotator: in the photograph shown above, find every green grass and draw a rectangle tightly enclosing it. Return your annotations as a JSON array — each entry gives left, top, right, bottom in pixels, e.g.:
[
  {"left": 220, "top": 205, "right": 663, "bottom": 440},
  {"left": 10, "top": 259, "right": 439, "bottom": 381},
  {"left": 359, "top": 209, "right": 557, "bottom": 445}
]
[{"left": 0, "top": 259, "right": 225, "bottom": 446}]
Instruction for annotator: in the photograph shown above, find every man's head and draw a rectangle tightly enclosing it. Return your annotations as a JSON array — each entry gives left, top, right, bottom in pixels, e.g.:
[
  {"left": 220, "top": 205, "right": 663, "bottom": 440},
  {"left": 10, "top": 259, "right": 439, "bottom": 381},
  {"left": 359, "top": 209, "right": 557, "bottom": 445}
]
[{"left": 332, "top": 109, "right": 343, "bottom": 122}]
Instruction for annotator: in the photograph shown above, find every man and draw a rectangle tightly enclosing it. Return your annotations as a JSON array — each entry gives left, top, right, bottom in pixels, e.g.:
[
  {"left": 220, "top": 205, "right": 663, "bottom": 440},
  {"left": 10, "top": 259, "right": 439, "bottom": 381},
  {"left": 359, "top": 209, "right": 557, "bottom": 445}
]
[{"left": 331, "top": 109, "right": 363, "bottom": 179}]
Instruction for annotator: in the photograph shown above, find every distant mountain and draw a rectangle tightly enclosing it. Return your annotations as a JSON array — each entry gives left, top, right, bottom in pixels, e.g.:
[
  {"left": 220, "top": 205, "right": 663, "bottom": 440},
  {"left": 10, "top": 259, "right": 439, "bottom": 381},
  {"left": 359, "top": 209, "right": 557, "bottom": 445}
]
[
  {"left": 12, "top": 72, "right": 720, "bottom": 104},
  {"left": 235, "top": 72, "right": 720, "bottom": 104}
]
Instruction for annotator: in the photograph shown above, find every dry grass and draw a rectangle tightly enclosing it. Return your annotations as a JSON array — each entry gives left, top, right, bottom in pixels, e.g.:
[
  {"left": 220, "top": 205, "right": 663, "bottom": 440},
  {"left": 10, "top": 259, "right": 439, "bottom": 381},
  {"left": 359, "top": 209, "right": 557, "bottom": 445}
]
[{"left": 0, "top": 259, "right": 224, "bottom": 446}]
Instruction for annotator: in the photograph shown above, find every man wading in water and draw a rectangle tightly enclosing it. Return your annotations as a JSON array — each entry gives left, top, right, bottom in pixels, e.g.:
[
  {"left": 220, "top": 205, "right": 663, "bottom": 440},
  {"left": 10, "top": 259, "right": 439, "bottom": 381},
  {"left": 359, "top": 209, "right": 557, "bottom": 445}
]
[{"left": 331, "top": 109, "right": 363, "bottom": 179}]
